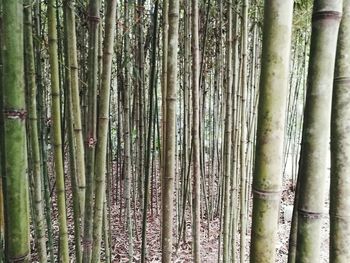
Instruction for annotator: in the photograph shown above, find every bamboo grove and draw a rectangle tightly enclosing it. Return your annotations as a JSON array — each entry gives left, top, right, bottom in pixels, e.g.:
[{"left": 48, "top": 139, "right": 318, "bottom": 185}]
[{"left": 0, "top": 0, "right": 349, "bottom": 262}]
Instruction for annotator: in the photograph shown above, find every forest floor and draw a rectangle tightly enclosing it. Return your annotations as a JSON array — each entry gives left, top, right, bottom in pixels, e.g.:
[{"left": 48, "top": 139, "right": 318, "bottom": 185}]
[{"left": 30, "top": 162, "right": 330, "bottom": 262}]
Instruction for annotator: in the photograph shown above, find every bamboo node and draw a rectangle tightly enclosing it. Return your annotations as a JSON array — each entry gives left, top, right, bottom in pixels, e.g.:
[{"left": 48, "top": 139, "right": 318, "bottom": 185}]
[
  {"left": 4, "top": 109, "right": 27, "bottom": 120},
  {"left": 298, "top": 208, "right": 322, "bottom": 219},
  {"left": 88, "top": 15, "right": 100, "bottom": 23},
  {"left": 8, "top": 253, "right": 30, "bottom": 262},
  {"left": 312, "top": 11, "right": 342, "bottom": 21},
  {"left": 252, "top": 186, "right": 280, "bottom": 200}
]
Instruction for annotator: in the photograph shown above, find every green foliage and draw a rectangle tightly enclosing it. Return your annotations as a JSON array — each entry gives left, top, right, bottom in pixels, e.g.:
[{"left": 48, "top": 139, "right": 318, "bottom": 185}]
[
  {"left": 294, "top": 0, "right": 313, "bottom": 10},
  {"left": 293, "top": 0, "right": 313, "bottom": 33}
]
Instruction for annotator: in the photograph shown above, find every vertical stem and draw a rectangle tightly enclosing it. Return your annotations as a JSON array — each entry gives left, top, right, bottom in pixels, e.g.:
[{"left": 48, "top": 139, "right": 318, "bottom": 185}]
[
  {"left": 296, "top": 1, "right": 342, "bottom": 261},
  {"left": 23, "top": 1, "right": 47, "bottom": 261},
  {"left": 83, "top": 0, "right": 101, "bottom": 260},
  {"left": 47, "top": 0, "right": 70, "bottom": 260},
  {"left": 239, "top": 0, "right": 249, "bottom": 261},
  {"left": 2, "top": 0, "right": 30, "bottom": 262},
  {"left": 141, "top": 1, "right": 158, "bottom": 262},
  {"left": 65, "top": 0, "right": 86, "bottom": 217},
  {"left": 250, "top": 0, "right": 293, "bottom": 262},
  {"left": 330, "top": 1, "right": 350, "bottom": 262},
  {"left": 123, "top": 0, "right": 134, "bottom": 260},
  {"left": 162, "top": 0, "right": 179, "bottom": 259},
  {"left": 191, "top": 0, "right": 200, "bottom": 258},
  {"left": 223, "top": 0, "right": 233, "bottom": 260},
  {"left": 91, "top": 0, "right": 116, "bottom": 261}
]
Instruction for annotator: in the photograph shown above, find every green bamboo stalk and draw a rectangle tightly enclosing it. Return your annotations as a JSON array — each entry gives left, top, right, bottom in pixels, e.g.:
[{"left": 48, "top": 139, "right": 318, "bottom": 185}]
[
  {"left": 296, "top": 1, "right": 342, "bottom": 261},
  {"left": 47, "top": 0, "right": 69, "bottom": 260},
  {"left": 32, "top": 2, "right": 55, "bottom": 260},
  {"left": 287, "top": 31, "right": 310, "bottom": 263},
  {"left": 161, "top": 0, "right": 168, "bottom": 210},
  {"left": 176, "top": 1, "right": 190, "bottom": 241},
  {"left": 214, "top": 3, "right": 224, "bottom": 259},
  {"left": 330, "top": 1, "right": 350, "bottom": 262},
  {"left": 0, "top": 187, "right": 3, "bottom": 262},
  {"left": 136, "top": 0, "right": 146, "bottom": 204},
  {"left": 249, "top": 1, "right": 293, "bottom": 262},
  {"left": 222, "top": 0, "right": 233, "bottom": 260},
  {"left": 0, "top": 180, "right": 3, "bottom": 262},
  {"left": 103, "top": 201, "right": 111, "bottom": 263},
  {"left": 66, "top": 54, "right": 83, "bottom": 263},
  {"left": 141, "top": 2, "right": 158, "bottom": 261},
  {"left": 0, "top": 1, "right": 5, "bottom": 260},
  {"left": 64, "top": 0, "right": 86, "bottom": 218},
  {"left": 191, "top": 0, "right": 200, "bottom": 258},
  {"left": 91, "top": 0, "right": 116, "bottom": 261},
  {"left": 83, "top": 0, "right": 101, "bottom": 260},
  {"left": 62, "top": 5, "right": 83, "bottom": 262},
  {"left": 239, "top": 0, "right": 249, "bottom": 261},
  {"left": 23, "top": 1, "right": 47, "bottom": 261},
  {"left": 162, "top": 0, "right": 179, "bottom": 259},
  {"left": 122, "top": 0, "right": 134, "bottom": 260},
  {"left": 2, "top": 0, "right": 30, "bottom": 262},
  {"left": 230, "top": 3, "right": 240, "bottom": 261}
]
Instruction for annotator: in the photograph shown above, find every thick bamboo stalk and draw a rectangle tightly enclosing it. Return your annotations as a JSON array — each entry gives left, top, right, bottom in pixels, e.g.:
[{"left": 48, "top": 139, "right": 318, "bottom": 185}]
[
  {"left": 2, "top": 1, "right": 30, "bottom": 261},
  {"left": 330, "top": 0, "right": 350, "bottom": 262},
  {"left": 249, "top": 1, "right": 293, "bottom": 262},
  {"left": 296, "top": 1, "right": 342, "bottom": 261}
]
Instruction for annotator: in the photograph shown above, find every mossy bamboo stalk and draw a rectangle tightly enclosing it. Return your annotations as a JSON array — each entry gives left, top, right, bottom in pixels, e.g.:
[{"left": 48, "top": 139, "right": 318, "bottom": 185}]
[
  {"left": 296, "top": 1, "right": 342, "bottom": 261},
  {"left": 330, "top": 0, "right": 350, "bottom": 262},
  {"left": 249, "top": 1, "right": 293, "bottom": 262},
  {"left": 288, "top": 32, "right": 310, "bottom": 263}
]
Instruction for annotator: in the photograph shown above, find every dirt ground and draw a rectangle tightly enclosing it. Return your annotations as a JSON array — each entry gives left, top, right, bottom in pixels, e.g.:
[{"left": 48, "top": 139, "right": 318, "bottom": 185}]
[{"left": 30, "top": 157, "right": 331, "bottom": 262}]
